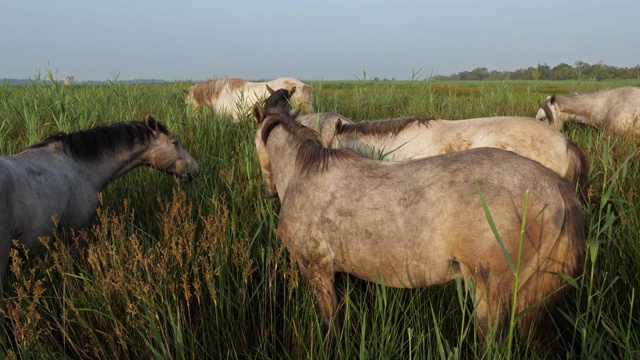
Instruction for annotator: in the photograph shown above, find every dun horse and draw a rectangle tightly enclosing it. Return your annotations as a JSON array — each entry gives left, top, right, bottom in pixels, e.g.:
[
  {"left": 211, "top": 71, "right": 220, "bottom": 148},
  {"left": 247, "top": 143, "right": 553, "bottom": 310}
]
[
  {"left": 536, "top": 86, "right": 640, "bottom": 136},
  {"left": 0, "top": 115, "right": 199, "bottom": 288},
  {"left": 184, "top": 77, "right": 314, "bottom": 121},
  {"left": 253, "top": 104, "right": 584, "bottom": 347}
]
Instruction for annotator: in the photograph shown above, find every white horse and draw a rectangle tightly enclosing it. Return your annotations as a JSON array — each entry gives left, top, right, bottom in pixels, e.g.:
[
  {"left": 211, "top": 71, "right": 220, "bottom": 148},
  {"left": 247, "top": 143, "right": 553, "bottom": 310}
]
[
  {"left": 536, "top": 86, "right": 640, "bottom": 136},
  {"left": 184, "top": 77, "right": 314, "bottom": 121},
  {"left": 0, "top": 115, "right": 199, "bottom": 290}
]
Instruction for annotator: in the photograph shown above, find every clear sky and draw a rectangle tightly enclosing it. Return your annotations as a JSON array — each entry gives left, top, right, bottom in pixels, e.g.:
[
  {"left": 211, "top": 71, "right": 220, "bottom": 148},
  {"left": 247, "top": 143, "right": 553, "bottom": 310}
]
[{"left": 2, "top": 0, "right": 639, "bottom": 82}]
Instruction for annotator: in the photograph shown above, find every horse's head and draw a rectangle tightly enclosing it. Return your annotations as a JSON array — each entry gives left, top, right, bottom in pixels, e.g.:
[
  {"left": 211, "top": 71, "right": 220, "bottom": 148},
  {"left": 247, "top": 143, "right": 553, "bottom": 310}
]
[
  {"left": 252, "top": 102, "right": 301, "bottom": 197},
  {"left": 183, "top": 88, "right": 193, "bottom": 105},
  {"left": 536, "top": 95, "right": 562, "bottom": 130},
  {"left": 143, "top": 114, "right": 199, "bottom": 181},
  {"left": 264, "top": 85, "right": 294, "bottom": 113},
  {"left": 291, "top": 84, "right": 315, "bottom": 114}
]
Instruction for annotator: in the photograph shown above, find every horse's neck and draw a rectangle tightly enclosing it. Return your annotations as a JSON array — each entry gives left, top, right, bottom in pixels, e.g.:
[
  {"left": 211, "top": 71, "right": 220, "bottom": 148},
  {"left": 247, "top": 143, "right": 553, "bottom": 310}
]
[
  {"left": 266, "top": 128, "right": 302, "bottom": 202},
  {"left": 334, "top": 133, "right": 388, "bottom": 158},
  {"left": 79, "top": 145, "right": 150, "bottom": 189},
  {"left": 335, "top": 124, "right": 434, "bottom": 160},
  {"left": 558, "top": 93, "right": 609, "bottom": 126}
]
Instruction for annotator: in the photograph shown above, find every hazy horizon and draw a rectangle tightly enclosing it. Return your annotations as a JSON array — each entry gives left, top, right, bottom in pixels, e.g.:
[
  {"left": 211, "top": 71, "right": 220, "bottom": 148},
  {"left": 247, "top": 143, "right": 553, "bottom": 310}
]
[{"left": 2, "top": 1, "right": 639, "bottom": 82}]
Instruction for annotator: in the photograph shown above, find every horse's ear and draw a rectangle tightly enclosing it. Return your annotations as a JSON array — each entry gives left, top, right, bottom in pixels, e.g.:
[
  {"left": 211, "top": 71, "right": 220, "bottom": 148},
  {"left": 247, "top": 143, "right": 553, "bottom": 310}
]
[
  {"left": 266, "top": 85, "right": 275, "bottom": 95},
  {"left": 335, "top": 119, "right": 343, "bottom": 133},
  {"left": 289, "top": 86, "right": 297, "bottom": 96},
  {"left": 253, "top": 102, "right": 265, "bottom": 124},
  {"left": 145, "top": 114, "right": 158, "bottom": 133},
  {"left": 550, "top": 95, "right": 556, "bottom": 104},
  {"left": 290, "top": 104, "right": 302, "bottom": 119}
]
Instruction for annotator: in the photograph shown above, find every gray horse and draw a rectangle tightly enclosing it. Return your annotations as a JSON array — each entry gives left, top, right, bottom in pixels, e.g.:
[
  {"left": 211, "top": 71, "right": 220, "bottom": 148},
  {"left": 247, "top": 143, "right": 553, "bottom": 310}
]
[{"left": 0, "top": 115, "right": 199, "bottom": 290}]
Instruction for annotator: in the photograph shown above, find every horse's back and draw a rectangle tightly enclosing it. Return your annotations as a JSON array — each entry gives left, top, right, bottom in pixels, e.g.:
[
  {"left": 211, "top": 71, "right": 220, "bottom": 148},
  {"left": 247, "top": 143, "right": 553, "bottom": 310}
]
[
  {"left": 279, "top": 148, "right": 571, "bottom": 288},
  {"left": 439, "top": 116, "right": 581, "bottom": 180}
]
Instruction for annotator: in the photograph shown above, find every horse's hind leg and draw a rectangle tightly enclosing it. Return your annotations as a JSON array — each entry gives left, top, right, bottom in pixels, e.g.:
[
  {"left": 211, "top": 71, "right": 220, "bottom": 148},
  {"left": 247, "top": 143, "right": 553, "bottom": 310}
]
[
  {"left": 472, "top": 275, "right": 510, "bottom": 343},
  {"left": 297, "top": 258, "right": 340, "bottom": 338}
]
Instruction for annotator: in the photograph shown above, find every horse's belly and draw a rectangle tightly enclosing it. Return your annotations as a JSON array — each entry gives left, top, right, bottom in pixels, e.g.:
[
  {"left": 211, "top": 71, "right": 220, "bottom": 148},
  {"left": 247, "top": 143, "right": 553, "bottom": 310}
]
[
  {"left": 334, "top": 244, "right": 456, "bottom": 289},
  {"left": 12, "top": 187, "right": 97, "bottom": 248}
]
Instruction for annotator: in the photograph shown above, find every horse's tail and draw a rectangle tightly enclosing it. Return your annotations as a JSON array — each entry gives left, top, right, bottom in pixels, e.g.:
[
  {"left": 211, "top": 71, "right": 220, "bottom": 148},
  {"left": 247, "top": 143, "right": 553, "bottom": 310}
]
[
  {"left": 517, "top": 181, "right": 585, "bottom": 348},
  {"left": 565, "top": 139, "right": 590, "bottom": 203}
]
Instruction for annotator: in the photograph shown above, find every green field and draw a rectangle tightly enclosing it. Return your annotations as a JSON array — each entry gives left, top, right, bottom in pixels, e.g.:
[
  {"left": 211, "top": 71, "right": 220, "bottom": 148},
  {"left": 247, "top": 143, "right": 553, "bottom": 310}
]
[{"left": 0, "top": 78, "right": 639, "bottom": 359}]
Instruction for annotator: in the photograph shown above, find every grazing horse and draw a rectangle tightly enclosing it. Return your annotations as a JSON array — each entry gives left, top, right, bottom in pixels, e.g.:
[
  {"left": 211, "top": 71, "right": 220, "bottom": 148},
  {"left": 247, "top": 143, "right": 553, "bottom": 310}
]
[
  {"left": 184, "top": 77, "right": 314, "bottom": 121},
  {"left": 333, "top": 116, "right": 590, "bottom": 200},
  {"left": 252, "top": 104, "right": 584, "bottom": 347},
  {"left": 262, "top": 88, "right": 589, "bottom": 200},
  {"left": 0, "top": 115, "right": 199, "bottom": 289},
  {"left": 536, "top": 86, "right": 640, "bottom": 136}
]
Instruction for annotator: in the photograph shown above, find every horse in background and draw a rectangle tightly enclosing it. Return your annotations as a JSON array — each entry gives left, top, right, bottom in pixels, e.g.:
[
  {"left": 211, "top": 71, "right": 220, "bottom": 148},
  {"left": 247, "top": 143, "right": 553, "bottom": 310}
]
[
  {"left": 536, "top": 86, "right": 640, "bottom": 137},
  {"left": 0, "top": 115, "right": 199, "bottom": 291},
  {"left": 184, "top": 77, "right": 314, "bottom": 121},
  {"left": 252, "top": 103, "right": 585, "bottom": 350}
]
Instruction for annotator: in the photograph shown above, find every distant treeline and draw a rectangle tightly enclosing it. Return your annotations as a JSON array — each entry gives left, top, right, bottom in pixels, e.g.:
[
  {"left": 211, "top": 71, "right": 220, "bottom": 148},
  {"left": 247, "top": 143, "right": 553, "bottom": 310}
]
[{"left": 432, "top": 61, "right": 640, "bottom": 81}]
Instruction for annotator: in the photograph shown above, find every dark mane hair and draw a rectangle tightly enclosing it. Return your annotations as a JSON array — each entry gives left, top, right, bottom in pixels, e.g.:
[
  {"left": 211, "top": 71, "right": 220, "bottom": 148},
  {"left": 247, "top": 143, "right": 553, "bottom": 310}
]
[
  {"left": 261, "top": 108, "right": 357, "bottom": 174},
  {"left": 336, "top": 117, "right": 434, "bottom": 136},
  {"left": 30, "top": 121, "right": 169, "bottom": 161}
]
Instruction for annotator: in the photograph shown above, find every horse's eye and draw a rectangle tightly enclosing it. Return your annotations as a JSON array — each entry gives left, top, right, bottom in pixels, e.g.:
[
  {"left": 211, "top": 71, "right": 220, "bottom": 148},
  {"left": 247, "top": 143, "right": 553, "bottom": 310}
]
[{"left": 172, "top": 139, "right": 179, "bottom": 145}]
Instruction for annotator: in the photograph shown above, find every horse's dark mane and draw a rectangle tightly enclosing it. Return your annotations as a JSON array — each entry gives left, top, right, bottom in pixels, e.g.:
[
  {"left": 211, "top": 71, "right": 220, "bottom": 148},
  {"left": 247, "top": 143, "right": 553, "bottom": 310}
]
[
  {"left": 261, "top": 108, "right": 357, "bottom": 174},
  {"left": 336, "top": 117, "right": 434, "bottom": 136},
  {"left": 30, "top": 121, "right": 169, "bottom": 161}
]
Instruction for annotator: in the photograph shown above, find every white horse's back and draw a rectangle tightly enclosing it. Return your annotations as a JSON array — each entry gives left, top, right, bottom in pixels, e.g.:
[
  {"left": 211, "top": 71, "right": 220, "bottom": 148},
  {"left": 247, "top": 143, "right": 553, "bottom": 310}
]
[{"left": 332, "top": 115, "right": 589, "bottom": 198}]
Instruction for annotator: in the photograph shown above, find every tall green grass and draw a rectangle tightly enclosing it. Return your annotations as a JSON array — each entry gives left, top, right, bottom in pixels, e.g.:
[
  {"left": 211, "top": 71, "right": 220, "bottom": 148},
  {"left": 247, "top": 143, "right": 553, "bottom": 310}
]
[{"left": 0, "top": 76, "right": 639, "bottom": 359}]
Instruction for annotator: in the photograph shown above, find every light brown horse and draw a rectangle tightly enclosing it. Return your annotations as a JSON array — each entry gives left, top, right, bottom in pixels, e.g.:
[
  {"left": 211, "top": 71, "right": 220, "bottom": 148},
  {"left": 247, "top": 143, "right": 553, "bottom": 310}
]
[
  {"left": 536, "top": 86, "right": 640, "bottom": 136},
  {"left": 184, "top": 77, "right": 314, "bottom": 121},
  {"left": 253, "top": 104, "right": 584, "bottom": 347}
]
